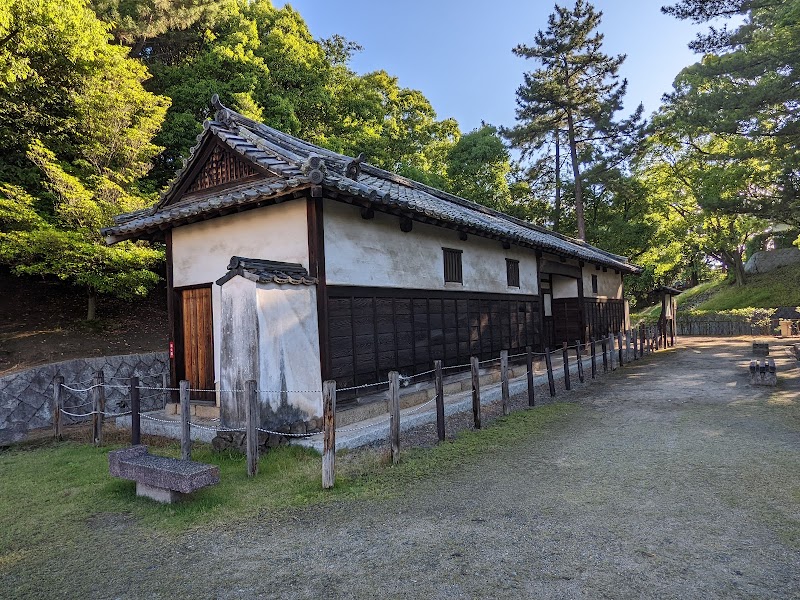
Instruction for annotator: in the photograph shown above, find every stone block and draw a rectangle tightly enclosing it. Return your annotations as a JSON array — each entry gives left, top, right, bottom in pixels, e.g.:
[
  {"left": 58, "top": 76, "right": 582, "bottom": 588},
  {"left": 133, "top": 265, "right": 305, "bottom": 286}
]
[
  {"left": 290, "top": 420, "right": 306, "bottom": 435},
  {"left": 137, "top": 482, "right": 181, "bottom": 504},
  {"left": 165, "top": 403, "right": 179, "bottom": 415},
  {"left": 399, "top": 390, "right": 427, "bottom": 410},
  {"left": 752, "top": 342, "right": 769, "bottom": 356},
  {"left": 442, "top": 382, "right": 462, "bottom": 396},
  {"left": 193, "top": 404, "right": 220, "bottom": 420}
]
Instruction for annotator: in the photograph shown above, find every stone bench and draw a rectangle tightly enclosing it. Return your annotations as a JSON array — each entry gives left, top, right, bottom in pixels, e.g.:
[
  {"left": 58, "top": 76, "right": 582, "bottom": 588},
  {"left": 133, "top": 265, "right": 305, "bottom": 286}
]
[{"left": 109, "top": 445, "right": 220, "bottom": 503}]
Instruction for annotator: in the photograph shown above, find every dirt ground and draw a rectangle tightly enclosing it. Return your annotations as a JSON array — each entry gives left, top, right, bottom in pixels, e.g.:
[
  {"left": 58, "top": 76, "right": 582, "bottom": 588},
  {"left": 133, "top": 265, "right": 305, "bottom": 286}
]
[
  {"left": 0, "top": 273, "right": 167, "bottom": 376},
  {"left": 4, "top": 337, "right": 800, "bottom": 599}
]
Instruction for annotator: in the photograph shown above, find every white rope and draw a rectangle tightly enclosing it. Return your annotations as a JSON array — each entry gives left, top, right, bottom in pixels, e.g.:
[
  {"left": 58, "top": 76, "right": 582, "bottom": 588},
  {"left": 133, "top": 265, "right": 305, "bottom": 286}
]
[
  {"left": 338, "top": 380, "right": 390, "bottom": 392},
  {"left": 256, "top": 427, "right": 320, "bottom": 438},
  {"left": 137, "top": 385, "right": 180, "bottom": 391},
  {"left": 60, "top": 383, "right": 99, "bottom": 393},
  {"left": 59, "top": 383, "right": 129, "bottom": 392},
  {"left": 257, "top": 389, "right": 322, "bottom": 395},
  {"left": 442, "top": 362, "right": 472, "bottom": 371},
  {"left": 336, "top": 414, "right": 392, "bottom": 433},
  {"left": 140, "top": 414, "right": 180, "bottom": 424},
  {"left": 59, "top": 409, "right": 96, "bottom": 418}
]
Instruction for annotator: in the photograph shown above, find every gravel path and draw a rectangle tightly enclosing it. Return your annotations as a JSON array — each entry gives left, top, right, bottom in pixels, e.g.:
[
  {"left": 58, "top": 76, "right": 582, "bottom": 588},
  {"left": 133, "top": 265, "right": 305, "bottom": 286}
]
[{"left": 11, "top": 338, "right": 800, "bottom": 598}]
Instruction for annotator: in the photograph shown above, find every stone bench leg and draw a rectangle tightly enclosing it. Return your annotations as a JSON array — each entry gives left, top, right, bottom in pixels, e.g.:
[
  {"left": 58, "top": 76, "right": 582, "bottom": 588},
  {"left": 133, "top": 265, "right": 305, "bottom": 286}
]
[{"left": 136, "top": 482, "right": 184, "bottom": 504}]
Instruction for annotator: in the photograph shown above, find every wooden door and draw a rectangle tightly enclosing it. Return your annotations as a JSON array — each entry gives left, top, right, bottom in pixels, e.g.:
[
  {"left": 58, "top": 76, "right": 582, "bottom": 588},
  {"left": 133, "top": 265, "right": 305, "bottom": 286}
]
[{"left": 180, "top": 287, "right": 215, "bottom": 402}]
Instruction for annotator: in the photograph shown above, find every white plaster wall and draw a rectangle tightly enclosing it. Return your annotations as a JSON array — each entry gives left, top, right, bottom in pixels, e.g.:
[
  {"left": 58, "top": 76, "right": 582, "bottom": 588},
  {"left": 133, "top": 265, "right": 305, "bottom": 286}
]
[
  {"left": 324, "top": 201, "right": 538, "bottom": 294},
  {"left": 552, "top": 276, "right": 578, "bottom": 299},
  {"left": 256, "top": 283, "right": 322, "bottom": 420},
  {"left": 582, "top": 269, "right": 623, "bottom": 299},
  {"left": 218, "top": 276, "right": 259, "bottom": 427},
  {"left": 172, "top": 200, "right": 309, "bottom": 385},
  {"left": 172, "top": 200, "right": 309, "bottom": 287}
]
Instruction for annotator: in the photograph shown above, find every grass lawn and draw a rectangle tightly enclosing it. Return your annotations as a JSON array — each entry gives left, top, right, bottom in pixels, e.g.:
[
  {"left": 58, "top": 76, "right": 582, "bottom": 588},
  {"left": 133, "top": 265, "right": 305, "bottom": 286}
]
[{"left": 0, "top": 403, "right": 578, "bottom": 573}]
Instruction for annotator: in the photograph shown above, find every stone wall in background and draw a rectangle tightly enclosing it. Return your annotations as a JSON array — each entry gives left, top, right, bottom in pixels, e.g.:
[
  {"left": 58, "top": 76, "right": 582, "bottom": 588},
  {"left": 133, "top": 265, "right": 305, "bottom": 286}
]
[
  {"left": 744, "top": 247, "right": 800, "bottom": 274},
  {"left": 0, "top": 352, "right": 169, "bottom": 445}
]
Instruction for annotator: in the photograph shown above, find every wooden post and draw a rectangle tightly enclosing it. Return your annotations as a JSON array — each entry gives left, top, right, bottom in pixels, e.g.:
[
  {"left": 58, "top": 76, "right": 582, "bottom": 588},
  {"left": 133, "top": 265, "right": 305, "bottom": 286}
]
[
  {"left": 617, "top": 331, "right": 624, "bottom": 367},
  {"left": 500, "top": 350, "right": 510, "bottom": 416},
  {"left": 562, "top": 342, "right": 571, "bottom": 390},
  {"left": 322, "top": 380, "right": 336, "bottom": 489},
  {"left": 526, "top": 346, "right": 535, "bottom": 407},
  {"left": 601, "top": 337, "right": 608, "bottom": 373},
  {"left": 632, "top": 330, "right": 637, "bottom": 360},
  {"left": 92, "top": 371, "right": 105, "bottom": 446},
  {"left": 162, "top": 373, "right": 169, "bottom": 408},
  {"left": 575, "top": 341, "right": 584, "bottom": 383},
  {"left": 625, "top": 330, "right": 632, "bottom": 362},
  {"left": 434, "top": 360, "right": 445, "bottom": 442},
  {"left": 388, "top": 371, "right": 400, "bottom": 465},
  {"left": 180, "top": 380, "right": 191, "bottom": 461},
  {"left": 608, "top": 334, "right": 616, "bottom": 370},
  {"left": 544, "top": 348, "right": 556, "bottom": 397},
  {"left": 470, "top": 356, "right": 481, "bottom": 429},
  {"left": 53, "top": 375, "right": 64, "bottom": 440},
  {"left": 639, "top": 324, "right": 645, "bottom": 357},
  {"left": 590, "top": 339, "right": 597, "bottom": 379},
  {"left": 245, "top": 380, "right": 259, "bottom": 477},
  {"left": 130, "top": 376, "right": 140, "bottom": 446}
]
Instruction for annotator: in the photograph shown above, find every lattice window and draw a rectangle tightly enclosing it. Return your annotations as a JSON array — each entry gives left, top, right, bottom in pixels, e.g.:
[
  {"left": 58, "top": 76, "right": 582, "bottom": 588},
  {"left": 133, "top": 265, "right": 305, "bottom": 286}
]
[
  {"left": 187, "top": 145, "right": 260, "bottom": 192},
  {"left": 443, "top": 248, "right": 463, "bottom": 283},
  {"left": 506, "top": 259, "right": 520, "bottom": 287}
]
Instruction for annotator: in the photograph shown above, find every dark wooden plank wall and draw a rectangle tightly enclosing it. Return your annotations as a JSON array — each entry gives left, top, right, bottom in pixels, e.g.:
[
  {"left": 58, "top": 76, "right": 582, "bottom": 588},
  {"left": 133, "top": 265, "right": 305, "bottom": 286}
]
[
  {"left": 327, "top": 287, "right": 541, "bottom": 390},
  {"left": 552, "top": 298, "right": 583, "bottom": 346},
  {"left": 584, "top": 298, "right": 625, "bottom": 338}
]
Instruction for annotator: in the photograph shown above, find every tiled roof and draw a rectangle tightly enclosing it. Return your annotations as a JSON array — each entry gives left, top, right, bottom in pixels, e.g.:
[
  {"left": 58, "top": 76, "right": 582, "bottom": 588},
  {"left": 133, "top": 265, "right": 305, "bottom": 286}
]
[
  {"left": 216, "top": 257, "right": 317, "bottom": 287},
  {"left": 103, "top": 96, "right": 641, "bottom": 274}
]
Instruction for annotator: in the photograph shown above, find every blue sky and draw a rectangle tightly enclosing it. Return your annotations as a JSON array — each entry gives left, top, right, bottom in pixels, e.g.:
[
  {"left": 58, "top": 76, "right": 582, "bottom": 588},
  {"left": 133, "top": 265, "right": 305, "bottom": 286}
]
[{"left": 277, "top": 0, "right": 711, "bottom": 133}]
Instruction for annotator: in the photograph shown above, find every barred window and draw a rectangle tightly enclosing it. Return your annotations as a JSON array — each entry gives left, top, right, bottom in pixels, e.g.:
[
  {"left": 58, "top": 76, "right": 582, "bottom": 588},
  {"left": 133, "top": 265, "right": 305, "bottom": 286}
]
[
  {"left": 591, "top": 274, "right": 598, "bottom": 294},
  {"left": 506, "top": 259, "right": 520, "bottom": 287},
  {"left": 443, "top": 248, "right": 463, "bottom": 283}
]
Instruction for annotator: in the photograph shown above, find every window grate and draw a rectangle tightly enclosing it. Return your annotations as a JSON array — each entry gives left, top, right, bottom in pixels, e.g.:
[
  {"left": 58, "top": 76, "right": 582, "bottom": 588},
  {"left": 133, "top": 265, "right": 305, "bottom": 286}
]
[
  {"left": 506, "top": 259, "right": 520, "bottom": 287},
  {"left": 443, "top": 248, "right": 463, "bottom": 283},
  {"left": 591, "top": 274, "right": 598, "bottom": 294}
]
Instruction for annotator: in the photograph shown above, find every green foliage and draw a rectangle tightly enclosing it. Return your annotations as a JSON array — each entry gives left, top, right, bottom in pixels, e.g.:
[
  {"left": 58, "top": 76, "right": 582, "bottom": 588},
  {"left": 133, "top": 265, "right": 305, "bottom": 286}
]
[
  {"left": 446, "top": 125, "right": 512, "bottom": 211},
  {"left": 0, "top": 184, "right": 48, "bottom": 232},
  {"left": 661, "top": 0, "right": 800, "bottom": 240},
  {"left": 0, "top": 229, "right": 161, "bottom": 299},
  {"left": 0, "top": 0, "right": 167, "bottom": 313}
]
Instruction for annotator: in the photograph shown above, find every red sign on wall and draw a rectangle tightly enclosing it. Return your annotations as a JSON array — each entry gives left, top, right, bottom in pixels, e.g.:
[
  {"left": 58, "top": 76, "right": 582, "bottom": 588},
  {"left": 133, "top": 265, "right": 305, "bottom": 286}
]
[{"left": 169, "top": 341, "right": 175, "bottom": 359}]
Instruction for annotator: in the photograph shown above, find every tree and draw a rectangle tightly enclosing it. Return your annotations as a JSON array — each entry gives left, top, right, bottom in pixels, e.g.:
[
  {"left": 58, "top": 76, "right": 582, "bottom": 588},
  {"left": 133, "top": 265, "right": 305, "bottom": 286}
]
[
  {"left": 661, "top": 0, "right": 800, "bottom": 241},
  {"left": 446, "top": 125, "right": 512, "bottom": 211},
  {"left": 0, "top": 0, "right": 168, "bottom": 318},
  {"left": 505, "top": 0, "right": 644, "bottom": 240}
]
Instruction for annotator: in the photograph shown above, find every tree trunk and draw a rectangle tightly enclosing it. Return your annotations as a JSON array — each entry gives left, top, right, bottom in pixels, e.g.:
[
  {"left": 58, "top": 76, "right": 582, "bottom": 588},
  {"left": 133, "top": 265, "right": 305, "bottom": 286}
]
[
  {"left": 554, "top": 129, "right": 561, "bottom": 232},
  {"left": 566, "top": 111, "right": 586, "bottom": 240},
  {"left": 87, "top": 291, "right": 97, "bottom": 321},
  {"left": 721, "top": 250, "right": 747, "bottom": 286}
]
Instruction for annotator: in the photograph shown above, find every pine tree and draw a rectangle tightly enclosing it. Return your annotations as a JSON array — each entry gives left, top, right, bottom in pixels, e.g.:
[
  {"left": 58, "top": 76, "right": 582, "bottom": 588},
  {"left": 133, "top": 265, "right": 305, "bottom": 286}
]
[{"left": 505, "top": 0, "right": 643, "bottom": 240}]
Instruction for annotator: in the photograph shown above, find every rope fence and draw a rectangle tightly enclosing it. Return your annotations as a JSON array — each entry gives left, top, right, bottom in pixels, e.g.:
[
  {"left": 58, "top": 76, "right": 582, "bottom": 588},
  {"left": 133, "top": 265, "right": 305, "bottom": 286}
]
[{"left": 49, "top": 324, "right": 674, "bottom": 484}]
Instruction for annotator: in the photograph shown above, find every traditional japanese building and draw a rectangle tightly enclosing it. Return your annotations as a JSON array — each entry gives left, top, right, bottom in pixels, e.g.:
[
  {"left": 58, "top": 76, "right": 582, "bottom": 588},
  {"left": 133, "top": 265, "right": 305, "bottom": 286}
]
[{"left": 103, "top": 96, "right": 640, "bottom": 428}]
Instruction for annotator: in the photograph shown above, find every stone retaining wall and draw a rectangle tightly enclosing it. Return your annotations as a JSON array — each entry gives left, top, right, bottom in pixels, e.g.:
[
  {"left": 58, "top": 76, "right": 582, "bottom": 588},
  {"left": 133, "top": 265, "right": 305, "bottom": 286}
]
[{"left": 0, "top": 352, "right": 169, "bottom": 445}]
